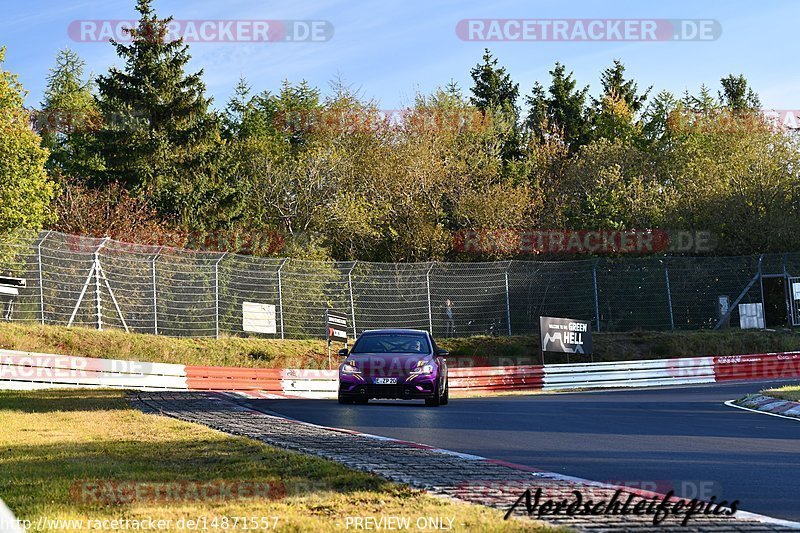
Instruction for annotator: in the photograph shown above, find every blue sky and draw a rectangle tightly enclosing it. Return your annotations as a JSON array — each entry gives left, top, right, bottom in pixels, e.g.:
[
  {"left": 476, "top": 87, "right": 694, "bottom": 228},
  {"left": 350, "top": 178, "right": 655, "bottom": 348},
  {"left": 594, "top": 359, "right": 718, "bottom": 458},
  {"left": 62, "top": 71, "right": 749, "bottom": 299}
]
[{"left": 2, "top": 0, "right": 799, "bottom": 112}]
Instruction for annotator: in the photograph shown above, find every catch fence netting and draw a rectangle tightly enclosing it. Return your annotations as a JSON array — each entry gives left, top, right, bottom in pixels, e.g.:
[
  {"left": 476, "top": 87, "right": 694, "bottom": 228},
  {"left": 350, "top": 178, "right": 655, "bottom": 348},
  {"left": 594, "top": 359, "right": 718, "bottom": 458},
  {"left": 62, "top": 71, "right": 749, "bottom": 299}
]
[{"left": 0, "top": 231, "right": 789, "bottom": 338}]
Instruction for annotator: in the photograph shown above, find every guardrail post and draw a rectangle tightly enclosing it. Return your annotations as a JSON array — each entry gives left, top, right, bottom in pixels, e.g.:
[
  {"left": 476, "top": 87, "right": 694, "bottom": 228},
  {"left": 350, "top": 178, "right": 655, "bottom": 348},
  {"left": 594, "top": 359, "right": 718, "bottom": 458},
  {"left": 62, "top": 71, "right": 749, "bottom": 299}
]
[
  {"left": 37, "top": 230, "right": 51, "bottom": 324},
  {"left": 505, "top": 261, "right": 512, "bottom": 336},
  {"left": 277, "top": 258, "right": 288, "bottom": 339},
  {"left": 426, "top": 262, "right": 434, "bottom": 334},
  {"left": 214, "top": 253, "right": 227, "bottom": 339},
  {"left": 152, "top": 246, "right": 162, "bottom": 335},
  {"left": 348, "top": 261, "right": 357, "bottom": 338},
  {"left": 592, "top": 259, "right": 601, "bottom": 333}
]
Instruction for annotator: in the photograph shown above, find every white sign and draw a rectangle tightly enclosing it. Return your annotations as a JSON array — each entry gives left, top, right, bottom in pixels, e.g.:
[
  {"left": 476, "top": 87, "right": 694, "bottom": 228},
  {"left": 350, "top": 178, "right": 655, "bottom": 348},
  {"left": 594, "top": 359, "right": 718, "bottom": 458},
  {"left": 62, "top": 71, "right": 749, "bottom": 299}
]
[
  {"left": 242, "top": 302, "right": 276, "bottom": 334},
  {"left": 793, "top": 282, "right": 800, "bottom": 301},
  {"left": 739, "top": 303, "right": 764, "bottom": 330}
]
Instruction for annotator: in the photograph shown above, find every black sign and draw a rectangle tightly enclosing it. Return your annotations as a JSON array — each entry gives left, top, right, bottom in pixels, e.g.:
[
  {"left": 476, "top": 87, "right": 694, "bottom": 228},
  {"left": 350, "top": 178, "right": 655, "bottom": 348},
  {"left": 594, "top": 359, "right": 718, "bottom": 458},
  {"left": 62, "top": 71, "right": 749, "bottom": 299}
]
[
  {"left": 325, "top": 309, "right": 348, "bottom": 343},
  {"left": 539, "top": 316, "right": 593, "bottom": 354}
]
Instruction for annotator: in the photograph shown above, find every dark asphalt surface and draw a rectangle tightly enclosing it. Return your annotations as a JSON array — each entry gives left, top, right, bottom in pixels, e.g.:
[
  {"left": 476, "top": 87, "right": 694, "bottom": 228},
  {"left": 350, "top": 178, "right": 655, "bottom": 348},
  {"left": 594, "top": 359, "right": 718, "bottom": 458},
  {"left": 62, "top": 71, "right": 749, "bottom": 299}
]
[{"left": 252, "top": 380, "right": 800, "bottom": 522}]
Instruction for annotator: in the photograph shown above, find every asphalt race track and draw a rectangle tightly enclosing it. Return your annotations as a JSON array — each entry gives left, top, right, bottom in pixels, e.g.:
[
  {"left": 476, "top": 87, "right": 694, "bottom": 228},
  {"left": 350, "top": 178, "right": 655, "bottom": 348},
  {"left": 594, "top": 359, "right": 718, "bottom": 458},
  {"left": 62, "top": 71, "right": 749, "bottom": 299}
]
[{"left": 253, "top": 380, "right": 800, "bottom": 522}]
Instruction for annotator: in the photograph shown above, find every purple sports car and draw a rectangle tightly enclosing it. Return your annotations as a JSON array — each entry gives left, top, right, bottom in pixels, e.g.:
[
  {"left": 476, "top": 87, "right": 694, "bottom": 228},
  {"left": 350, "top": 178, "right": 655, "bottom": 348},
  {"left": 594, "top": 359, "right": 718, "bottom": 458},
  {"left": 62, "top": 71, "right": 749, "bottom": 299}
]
[{"left": 337, "top": 329, "right": 449, "bottom": 406}]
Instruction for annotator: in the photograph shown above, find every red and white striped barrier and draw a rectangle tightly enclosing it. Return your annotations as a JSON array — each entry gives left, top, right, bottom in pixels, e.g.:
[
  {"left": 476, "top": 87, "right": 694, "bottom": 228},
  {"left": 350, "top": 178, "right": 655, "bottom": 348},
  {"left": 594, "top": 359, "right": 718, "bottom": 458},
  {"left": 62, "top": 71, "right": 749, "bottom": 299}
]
[
  {"left": 1, "top": 349, "right": 799, "bottom": 396},
  {"left": 0, "top": 350, "right": 186, "bottom": 390}
]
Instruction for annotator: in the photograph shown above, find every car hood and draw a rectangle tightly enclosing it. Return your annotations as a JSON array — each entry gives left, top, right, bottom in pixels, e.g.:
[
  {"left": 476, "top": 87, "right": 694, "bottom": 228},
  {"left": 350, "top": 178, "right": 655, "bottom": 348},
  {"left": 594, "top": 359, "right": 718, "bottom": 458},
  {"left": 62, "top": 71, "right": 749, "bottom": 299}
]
[{"left": 346, "top": 353, "right": 433, "bottom": 377}]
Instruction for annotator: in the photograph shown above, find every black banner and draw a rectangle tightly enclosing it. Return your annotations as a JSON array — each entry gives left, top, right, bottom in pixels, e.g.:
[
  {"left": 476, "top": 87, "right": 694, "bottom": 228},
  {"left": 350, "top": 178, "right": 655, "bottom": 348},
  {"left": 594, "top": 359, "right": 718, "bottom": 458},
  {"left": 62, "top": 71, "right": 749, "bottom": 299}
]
[
  {"left": 325, "top": 309, "right": 348, "bottom": 343},
  {"left": 539, "top": 316, "right": 593, "bottom": 354}
]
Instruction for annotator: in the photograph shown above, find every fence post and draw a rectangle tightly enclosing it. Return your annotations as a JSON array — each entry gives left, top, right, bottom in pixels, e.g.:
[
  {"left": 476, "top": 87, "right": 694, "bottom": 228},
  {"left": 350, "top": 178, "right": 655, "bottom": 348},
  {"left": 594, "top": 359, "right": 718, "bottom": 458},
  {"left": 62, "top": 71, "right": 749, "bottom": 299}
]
[
  {"left": 758, "top": 254, "right": 765, "bottom": 321},
  {"left": 277, "top": 258, "right": 288, "bottom": 339},
  {"left": 426, "top": 262, "right": 434, "bottom": 334},
  {"left": 37, "top": 230, "right": 51, "bottom": 325},
  {"left": 94, "top": 237, "right": 110, "bottom": 330},
  {"left": 665, "top": 259, "right": 675, "bottom": 330},
  {"left": 505, "top": 261, "right": 512, "bottom": 336},
  {"left": 592, "top": 259, "right": 600, "bottom": 333},
  {"left": 152, "top": 246, "right": 162, "bottom": 335},
  {"left": 214, "top": 253, "right": 227, "bottom": 339},
  {"left": 348, "top": 261, "right": 357, "bottom": 338}
]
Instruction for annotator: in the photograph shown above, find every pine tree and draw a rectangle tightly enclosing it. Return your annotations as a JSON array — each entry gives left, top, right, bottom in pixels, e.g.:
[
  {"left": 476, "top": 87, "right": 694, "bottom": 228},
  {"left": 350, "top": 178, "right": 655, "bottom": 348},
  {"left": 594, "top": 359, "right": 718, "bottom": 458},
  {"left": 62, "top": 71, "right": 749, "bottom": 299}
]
[
  {"left": 469, "top": 49, "right": 521, "bottom": 168},
  {"left": 469, "top": 49, "right": 519, "bottom": 113},
  {"left": 222, "top": 75, "right": 252, "bottom": 139},
  {"left": 39, "top": 48, "right": 103, "bottom": 180},
  {"left": 594, "top": 60, "right": 650, "bottom": 113},
  {"left": 94, "top": 0, "right": 227, "bottom": 227},
  {"left": 683, "top": 84, "right": 718, "bottom": 113},
  {"left": 719, "top": 74, "right": 761, "bottom": 111},
  {"left": 526, "top": 63, "right": 592, "bottom": 151},
  {"left": 641, "top": 90, "right": 678, "bottom": 144}
]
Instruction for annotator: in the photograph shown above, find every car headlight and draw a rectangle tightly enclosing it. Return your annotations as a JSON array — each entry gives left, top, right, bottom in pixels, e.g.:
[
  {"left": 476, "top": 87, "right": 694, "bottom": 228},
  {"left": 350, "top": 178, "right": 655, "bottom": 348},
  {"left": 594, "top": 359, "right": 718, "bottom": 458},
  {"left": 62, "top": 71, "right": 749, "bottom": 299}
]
[
  {"left": 341, "top": 362, "right": 360, "bottom": 374},
  {"left": 410, "top": 363, "right": 434, "bottom": 375}
]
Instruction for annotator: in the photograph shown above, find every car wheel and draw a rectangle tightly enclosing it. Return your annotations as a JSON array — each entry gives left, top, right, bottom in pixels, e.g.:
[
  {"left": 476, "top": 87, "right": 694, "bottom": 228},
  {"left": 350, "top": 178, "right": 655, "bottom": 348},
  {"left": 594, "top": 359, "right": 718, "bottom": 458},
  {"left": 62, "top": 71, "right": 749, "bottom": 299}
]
[
  {"left": 354, "top": 398, "right": 369, "bottom": 404},
  {"left": 440, "top": 382, "right": 449, "bottom": 405},
  {"left": 425, "top": 382, "right": 441, "bottom": 407},
  {"left": 338, "top": 396, "right": 353, "bottom": 404}
]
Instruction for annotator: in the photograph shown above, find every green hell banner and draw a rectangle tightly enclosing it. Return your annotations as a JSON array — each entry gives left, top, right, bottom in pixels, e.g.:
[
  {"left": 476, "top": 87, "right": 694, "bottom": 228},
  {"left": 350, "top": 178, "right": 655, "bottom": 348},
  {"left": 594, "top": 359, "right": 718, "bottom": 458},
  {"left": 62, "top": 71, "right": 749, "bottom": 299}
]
[{"left": 539, "top": 316, "right": 593, "bottom": 354}]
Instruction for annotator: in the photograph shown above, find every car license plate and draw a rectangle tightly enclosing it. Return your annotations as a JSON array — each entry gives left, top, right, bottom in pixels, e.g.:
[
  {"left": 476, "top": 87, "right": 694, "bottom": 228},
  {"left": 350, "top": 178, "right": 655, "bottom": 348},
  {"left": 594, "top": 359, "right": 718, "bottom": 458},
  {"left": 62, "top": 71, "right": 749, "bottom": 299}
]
[{"left": 374, "top": 377, "right": 397, "bottom": 385}]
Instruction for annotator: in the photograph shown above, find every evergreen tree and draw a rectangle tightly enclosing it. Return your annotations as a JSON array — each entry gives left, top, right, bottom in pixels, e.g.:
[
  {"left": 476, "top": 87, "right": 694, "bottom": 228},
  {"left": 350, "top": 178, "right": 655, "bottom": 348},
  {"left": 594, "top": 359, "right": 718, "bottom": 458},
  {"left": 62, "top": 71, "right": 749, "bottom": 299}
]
[
  {"left": 222, "top": 75, "right": 251, "bottom": 139},
  {"left": 94, "top": 0, "right": 229, "bottom": 228},
  {"left": 469, "top": 49, "right": 521, "bottom": 168},
  {"left": 641, "top": 90, "right": 679, "bottom": 144},
  {"left": 469, "top": 49, "right": 519, "bottom": 113},
  {"left": 594, "top": 60, "right": 650, "bottom": 113},
  {"left": 719, "top": 74, "right": 761, "bottom": 111},
  {"left": 39, "top": 48, "right": 102, "bottom": 179},
  {"left": 683, "top": 84, "right": 718, "bottom": 113},
  {"left": 526, "top": 63, "right": 592, "bottom": 151}
]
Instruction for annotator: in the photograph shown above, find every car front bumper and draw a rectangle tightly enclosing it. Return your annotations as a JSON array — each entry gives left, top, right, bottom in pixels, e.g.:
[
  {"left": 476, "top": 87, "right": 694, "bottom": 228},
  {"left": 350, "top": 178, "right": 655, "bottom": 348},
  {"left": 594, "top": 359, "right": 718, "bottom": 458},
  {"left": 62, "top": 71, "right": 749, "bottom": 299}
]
[{"left": 338, "top": 374, "right": 438, "bottom": 399}]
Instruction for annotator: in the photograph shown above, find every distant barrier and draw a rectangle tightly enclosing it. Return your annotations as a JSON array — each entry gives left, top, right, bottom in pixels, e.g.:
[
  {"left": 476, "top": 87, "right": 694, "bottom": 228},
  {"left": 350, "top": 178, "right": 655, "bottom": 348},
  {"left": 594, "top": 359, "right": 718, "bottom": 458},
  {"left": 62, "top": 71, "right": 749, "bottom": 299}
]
[{"left": 1, "top": 350, "right": 799, "bottom": 397}]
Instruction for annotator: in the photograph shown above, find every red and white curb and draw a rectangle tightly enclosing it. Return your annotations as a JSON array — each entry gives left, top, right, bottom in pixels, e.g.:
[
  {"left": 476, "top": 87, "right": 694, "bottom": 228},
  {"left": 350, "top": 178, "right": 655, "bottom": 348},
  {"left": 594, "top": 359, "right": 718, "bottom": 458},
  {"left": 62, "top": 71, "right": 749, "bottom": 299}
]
[{"left": 726, "top": 394, "right": 800, "bottom": 421}]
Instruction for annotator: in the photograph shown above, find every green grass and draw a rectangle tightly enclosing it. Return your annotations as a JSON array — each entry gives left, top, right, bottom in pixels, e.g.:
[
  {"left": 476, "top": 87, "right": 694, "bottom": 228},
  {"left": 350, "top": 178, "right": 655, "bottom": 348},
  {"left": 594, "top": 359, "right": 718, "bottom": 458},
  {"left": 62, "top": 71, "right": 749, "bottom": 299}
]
[
  {"left": 0, "top": 322, "right": 331, "bottom": 369},
  {"left": 761, "top": 384, "right": 800, "bottom": 402},
  {"left": 2, "top": 321, "right": 800, "bottom": 369},
  {"left": 0, "top": 390, "right": 550, "bottom": 532}
]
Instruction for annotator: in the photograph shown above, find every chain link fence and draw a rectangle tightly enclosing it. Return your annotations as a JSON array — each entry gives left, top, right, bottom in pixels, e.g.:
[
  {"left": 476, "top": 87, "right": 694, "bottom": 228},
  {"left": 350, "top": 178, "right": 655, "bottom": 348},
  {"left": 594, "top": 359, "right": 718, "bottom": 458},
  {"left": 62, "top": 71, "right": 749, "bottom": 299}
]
[{"left": 0, "top": 231, "right": 793, "bottom": 338}]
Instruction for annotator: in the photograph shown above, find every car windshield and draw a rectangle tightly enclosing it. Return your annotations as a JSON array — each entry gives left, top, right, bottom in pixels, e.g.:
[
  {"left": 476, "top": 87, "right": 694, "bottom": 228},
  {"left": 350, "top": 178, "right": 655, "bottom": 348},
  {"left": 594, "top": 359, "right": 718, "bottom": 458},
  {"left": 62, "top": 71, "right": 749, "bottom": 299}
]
[{"left": 351, "top": 334, "right": 430, "bottom": 354}]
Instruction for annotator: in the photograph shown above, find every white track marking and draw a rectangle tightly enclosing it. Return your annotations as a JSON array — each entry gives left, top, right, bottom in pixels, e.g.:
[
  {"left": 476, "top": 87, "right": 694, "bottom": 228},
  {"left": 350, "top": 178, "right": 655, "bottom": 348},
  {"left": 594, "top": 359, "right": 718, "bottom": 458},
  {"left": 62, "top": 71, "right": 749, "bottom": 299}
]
[{"left": 724, "top": 400, "right": 800, "bottom": 422}]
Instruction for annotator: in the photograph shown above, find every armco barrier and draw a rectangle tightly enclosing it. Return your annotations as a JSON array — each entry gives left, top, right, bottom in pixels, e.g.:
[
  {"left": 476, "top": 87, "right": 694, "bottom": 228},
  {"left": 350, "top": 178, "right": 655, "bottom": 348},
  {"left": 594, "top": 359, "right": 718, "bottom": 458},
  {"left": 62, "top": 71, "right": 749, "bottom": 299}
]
[
  {"left": 0, "top": 350, "right": 187, "bottom": 390},
  {"left": 542, "top": 356, "right": 716, "bottom": 391},
  {"left": 1, "top": 350, "right": 799, "bottom": 396}
]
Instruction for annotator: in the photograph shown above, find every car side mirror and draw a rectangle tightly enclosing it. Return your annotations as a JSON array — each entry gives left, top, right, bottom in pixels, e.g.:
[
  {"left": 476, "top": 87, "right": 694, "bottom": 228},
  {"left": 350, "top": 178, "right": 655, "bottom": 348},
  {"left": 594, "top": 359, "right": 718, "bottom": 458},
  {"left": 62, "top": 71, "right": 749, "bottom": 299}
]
[
  {"left": 436, "top": 349, "right": 449, "bottom": 357},
  {"left": 338, "top": 348, "right": 349, "bottom": 357}
]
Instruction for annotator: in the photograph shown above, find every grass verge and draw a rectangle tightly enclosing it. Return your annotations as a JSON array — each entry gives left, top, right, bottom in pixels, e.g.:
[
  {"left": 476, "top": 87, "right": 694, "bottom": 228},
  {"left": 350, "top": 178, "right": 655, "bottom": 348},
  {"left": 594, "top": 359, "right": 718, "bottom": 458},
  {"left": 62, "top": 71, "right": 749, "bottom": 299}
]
[
  {"left": 0, "top": 390, "right": 548, "bottom": 532},
  {"left": 2, "top": 321, "right": 800, "bottom": 369},
  {"left": 760, "top": 384, "right": 800, "bottom": 402}
]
